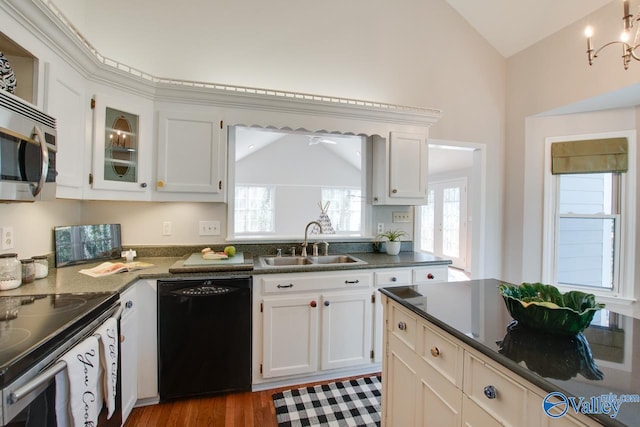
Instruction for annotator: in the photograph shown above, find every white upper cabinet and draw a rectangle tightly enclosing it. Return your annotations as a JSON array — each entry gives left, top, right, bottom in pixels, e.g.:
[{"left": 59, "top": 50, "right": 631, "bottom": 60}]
[
  {"left": 372, "top": 132, "right": 429, "bottom": 205},
  {"left": 155, "top": 108, "right": 226, "bottom": 202},
  {"left": 43, "top": 62, "right": 87, "bottom": 199},
  {"left": 88, "top": 87, "right": 154, "bottom": 200}
]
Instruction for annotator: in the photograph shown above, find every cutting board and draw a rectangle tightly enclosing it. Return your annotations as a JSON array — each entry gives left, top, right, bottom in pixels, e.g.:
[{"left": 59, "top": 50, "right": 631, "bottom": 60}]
[{"left": 182, "top": 252, "right": 245, "bottom": 266}]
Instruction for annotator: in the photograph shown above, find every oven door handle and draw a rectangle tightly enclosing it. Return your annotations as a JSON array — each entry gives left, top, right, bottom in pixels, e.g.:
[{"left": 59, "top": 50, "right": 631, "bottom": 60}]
[
  {"left": 9, "top": 304, "right": 123, "bottom": 405},
  {"left": 9, "top": 360, "right": 67, "bottom": 404}
]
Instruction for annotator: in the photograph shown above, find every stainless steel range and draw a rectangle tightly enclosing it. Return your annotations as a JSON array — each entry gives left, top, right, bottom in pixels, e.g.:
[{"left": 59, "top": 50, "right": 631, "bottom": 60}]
[{"left": 0, "top": 292, "right": 121, "bottom": 426}]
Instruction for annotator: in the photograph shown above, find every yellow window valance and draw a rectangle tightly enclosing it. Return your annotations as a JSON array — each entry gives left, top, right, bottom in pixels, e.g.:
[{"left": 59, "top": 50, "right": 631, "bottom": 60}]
[{"left": 551, "top": 137, "right": 628, "bottom": 174}]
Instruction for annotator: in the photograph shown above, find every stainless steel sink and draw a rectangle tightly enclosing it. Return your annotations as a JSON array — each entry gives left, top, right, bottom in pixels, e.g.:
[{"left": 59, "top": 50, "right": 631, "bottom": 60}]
[
  {"left": 309, "top": 255, "right": 363, "bottom": 264},
  {"left": 260, "top": 256, "right": 313, "bottom": 266},
  {"left": 258, "top": 254, "right": 367, "bottom": 268}
]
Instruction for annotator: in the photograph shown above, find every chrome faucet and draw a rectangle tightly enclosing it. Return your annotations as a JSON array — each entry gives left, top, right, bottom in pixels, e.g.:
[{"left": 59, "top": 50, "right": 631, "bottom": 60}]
[{"left": 301, "top": 221, "right": 322, "bottom": 256}]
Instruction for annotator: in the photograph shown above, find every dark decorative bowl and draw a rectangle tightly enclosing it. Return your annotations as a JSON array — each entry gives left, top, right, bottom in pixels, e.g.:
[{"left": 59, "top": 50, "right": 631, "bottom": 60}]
[{"left": 498, "top": 283, "right": 605, "bottom": 335}]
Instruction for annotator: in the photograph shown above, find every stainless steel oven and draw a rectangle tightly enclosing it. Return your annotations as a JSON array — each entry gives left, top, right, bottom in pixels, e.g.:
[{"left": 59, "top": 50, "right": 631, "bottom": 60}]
[
  {"left": 0, "top": 293, "right": 122, "bottom": 426},
  {"left": 0, "top": 89, "right": 57, "bottom": 202}
]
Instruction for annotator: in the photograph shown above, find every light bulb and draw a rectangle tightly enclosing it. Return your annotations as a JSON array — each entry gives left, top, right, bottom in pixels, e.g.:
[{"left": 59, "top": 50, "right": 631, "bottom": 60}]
[
  {"left": 621, "top": 30, "right": 630, "bottom": 42},
  {"left": 584, "top": 26, "right": 594, "bottom": 38}
]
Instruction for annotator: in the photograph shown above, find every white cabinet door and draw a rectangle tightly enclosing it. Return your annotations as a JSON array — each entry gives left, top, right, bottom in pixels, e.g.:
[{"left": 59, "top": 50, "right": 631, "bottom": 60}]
[
  {"left": 135, "top": 280, "right": 158, "bottom": 402},
  {"left": 389, "top": 132, "right": 428, "bottom": 199},
  {"left": 119, "top": 287, "right": 138, "bottom": 423},
  {"left": 89, "top": 90, "right": 153, "bottom": 199},
  {"left": 320, "top": 291, "right": 372, "bottom": 370},
  {"left": 156, "top": 110, "right": 226, "bottom": 201},
  {"left": 372, "top": 132, "right": 428, "bottom": 205},
  {"left": 43, "top": 62, "right": 87, "bottom": 199},
  {"left": 262, "top": 295, "right": 320, "bottom": 378}
]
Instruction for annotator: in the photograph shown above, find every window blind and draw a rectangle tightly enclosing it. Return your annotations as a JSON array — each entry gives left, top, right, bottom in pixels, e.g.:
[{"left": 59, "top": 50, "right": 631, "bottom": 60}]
[{"left": 551, "top": 137, "right": 628, "bottom": 174}]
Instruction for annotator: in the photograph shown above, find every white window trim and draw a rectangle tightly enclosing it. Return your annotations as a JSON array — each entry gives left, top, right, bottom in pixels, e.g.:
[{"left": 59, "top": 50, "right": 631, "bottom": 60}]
[{"left": 542, "top": 130, "right": 637, "bottom": 304}]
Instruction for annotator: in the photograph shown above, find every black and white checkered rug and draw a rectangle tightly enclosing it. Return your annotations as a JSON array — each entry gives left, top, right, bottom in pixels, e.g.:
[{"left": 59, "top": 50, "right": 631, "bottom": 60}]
[{"left": 272, "top": 376, "right": 381, "bottom": 427}]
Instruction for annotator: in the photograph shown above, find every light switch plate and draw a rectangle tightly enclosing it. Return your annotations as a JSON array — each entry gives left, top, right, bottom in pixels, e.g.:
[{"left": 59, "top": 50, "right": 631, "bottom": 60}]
[
  {"left": 199, "top": 220, "right": 220, "bottom": 236},
  {"left": 392, "top": 211, "right": 412, "bottom": 223}
]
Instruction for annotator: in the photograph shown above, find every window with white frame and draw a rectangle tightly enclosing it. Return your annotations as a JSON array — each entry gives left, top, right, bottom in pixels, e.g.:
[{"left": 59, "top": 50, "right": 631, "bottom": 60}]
[
  {"left": 555, "top": 173, "right": 619, "bottom": 289},
  {"left": 320, "top": 188, "right": 362, "bottom": 233},
  {"left": 234, "top": 185, "right": 275, "bottom": 234},
  {"left": 544, "top": 132, "right": 636, "bottom": 299}
]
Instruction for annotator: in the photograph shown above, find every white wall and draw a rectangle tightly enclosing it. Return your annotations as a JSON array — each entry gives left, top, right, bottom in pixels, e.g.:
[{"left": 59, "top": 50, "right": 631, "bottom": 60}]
[
  {"left": 505, "top": 1, "right": 640, "bottom": 284},
  {"left": 0, "top": 0, "right": 506, "bottom": 278}
]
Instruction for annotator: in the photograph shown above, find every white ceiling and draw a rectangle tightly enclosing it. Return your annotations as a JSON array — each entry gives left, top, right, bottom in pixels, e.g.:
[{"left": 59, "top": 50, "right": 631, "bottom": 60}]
[{"left": 446, "top": 0, "right": 613, "bottom": 58}]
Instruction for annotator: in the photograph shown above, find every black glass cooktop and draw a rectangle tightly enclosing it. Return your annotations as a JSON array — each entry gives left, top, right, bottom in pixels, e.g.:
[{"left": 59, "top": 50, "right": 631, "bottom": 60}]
[{"left": 0, "top": 292, "right": 119, "bottom": 387}]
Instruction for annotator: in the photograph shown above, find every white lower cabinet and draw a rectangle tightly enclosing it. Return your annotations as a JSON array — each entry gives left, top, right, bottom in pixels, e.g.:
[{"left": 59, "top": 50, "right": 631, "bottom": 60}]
[
  {"left": 382, "top": 297, "right": 602, "bottom": 427},
  {"left": 256, "top": 271, "right": 375, "bottom": 384},
  {"left": 119, "top": 286, "right": 138, "bottom": 424}
]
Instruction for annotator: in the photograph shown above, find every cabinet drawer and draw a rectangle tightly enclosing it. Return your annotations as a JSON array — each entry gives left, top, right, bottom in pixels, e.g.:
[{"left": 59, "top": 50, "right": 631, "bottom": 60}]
[
  {"left": 388, "top": 303, "right": 417, "bottom": 350},
  {"left": 462, "top": 394, "right": 502, "bottom": 427},
  {"left": 374, "top": 269, "right": 411, "bottom": 287},
  {"left": 418, "top": 321, "right": 463, "bottom": 387},
  {"left": 463, "top": 351, "right": 527, "bottom": 426},
  {"left": 261, "top": 272, "right": 371, "bottom": 294},
  {"left": 412, "top": 266, "right": 448, "bottom": 284}
]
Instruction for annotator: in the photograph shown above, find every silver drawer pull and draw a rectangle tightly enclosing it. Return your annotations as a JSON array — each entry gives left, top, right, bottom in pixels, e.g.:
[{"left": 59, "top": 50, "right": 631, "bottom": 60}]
[
  {"left": 483, "top": 385, "right": 497, "bottom": 399},
  {"left": 398, "top": 321, "right": 407, "bottom": 331},
  {"left": 345, "top": 280, "right": 360, "bottom": 284},
  {"left": 391, "top": 277, "right": 397, "bottom": 282},
  {"left": 277, "top": 283, "right": 294, "bottom": 288}
]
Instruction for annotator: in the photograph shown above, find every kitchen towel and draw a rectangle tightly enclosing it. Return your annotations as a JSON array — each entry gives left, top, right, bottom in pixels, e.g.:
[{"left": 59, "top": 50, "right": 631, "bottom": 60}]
[
  {"left": 55, "top": 335, "right": 101, "bottom": 427},
  {"left": 96, "top": 317, "right": 119, "bottom": 418}
]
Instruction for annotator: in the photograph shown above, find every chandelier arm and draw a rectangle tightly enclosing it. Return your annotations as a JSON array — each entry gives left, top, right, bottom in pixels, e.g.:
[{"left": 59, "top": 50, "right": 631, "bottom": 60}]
[
  {"left": 592, "top": 40, "right": 627, "bottom": 58},
  {"left": 630, "top": 44, "right": 640, "bottom": 61}
]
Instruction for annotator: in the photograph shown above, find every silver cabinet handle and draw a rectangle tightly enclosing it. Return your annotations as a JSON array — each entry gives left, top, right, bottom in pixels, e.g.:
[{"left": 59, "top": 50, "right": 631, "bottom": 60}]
[
  {"left": 125, "top": 300, "right": 133, "bottom": 309},
  {"left": 398, "top": 321, "right": 407, "bottom": 331},
  {"left": 324, "top": 300, "right": 330, "bottom": 307},
  {"left": 277, "top": 283, "right": 294, "bottom": 288},
  {"left": 484, "top": 385, "right": 497, "bottom": 399},
  {"left": 391, "top": 277, "right": 397, "bottom": 282},
  {"left": 345, "top": 280, "right": 360, "bottom": 284}
]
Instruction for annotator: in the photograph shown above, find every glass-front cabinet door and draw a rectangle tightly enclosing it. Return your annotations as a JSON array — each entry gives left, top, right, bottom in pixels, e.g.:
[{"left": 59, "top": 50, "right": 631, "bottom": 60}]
[{"left": 90, "top": 90, "right": 152, "bottom": 199}]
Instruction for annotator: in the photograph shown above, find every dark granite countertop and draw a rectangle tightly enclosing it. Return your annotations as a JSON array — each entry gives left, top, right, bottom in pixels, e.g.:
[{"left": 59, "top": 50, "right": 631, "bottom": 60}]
[
  {"left": 0, "top": 251, "right": 451, "bottom": 296},
  {"left": 380, "top": 279, "right": 640, "bottom": 427}
]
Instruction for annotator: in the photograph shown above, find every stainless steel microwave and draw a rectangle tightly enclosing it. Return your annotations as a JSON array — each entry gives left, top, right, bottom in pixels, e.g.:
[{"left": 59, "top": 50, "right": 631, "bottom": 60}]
[{"left": 0, "top": 90, "right": 57, "bottom": 202}]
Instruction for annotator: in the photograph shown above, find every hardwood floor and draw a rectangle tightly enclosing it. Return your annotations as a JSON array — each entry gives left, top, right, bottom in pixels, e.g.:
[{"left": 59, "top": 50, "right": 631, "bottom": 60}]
[{"left": 125, "top": 374, "right": 377, "bottom": 426}]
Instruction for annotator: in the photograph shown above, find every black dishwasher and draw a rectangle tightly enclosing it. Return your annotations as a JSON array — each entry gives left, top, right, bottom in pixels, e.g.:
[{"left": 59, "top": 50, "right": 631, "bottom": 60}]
[{"left": 157, "top": 276, "right": 252, "bottom": 400}]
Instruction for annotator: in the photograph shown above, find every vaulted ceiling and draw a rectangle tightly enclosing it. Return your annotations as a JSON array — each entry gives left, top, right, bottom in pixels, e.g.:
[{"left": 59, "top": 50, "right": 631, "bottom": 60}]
[{"left": 446, "top": 0, "right": 613, "bottom": 57}]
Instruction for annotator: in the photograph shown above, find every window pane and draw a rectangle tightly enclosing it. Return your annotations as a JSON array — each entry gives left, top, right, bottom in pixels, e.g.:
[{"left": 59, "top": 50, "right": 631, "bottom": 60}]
[
  {"left": 320, "top": 188, "right": 362, "bottom": 233},
  {"left": 234, "top": 186, "right": 275, "bottom": 233},
  {"left": 420, "top": 190, "right": 435, "bottom": 252},
  {"left": 442, "top": 187, "right": 460, "bottom": 258},
  {"left": 557, "top": 217, "right": 615, "bottom": 289},
  {"left": 558, "top": 173, "right": 612, "bottom": 214}
]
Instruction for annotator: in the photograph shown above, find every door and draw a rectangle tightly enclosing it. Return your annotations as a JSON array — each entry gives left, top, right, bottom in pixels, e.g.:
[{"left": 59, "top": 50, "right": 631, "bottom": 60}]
[
  {"left": 320, "top": 291, "right": 372, "bottom": 370},
  {"left": 156, "top": 110, "right": 226, "bottom": 200},
  {"left": 419, "top": 178, "right": 468, "bottom": 269},
  {"left": 262, "top": 294, "right": 319, "bottom": 378}
]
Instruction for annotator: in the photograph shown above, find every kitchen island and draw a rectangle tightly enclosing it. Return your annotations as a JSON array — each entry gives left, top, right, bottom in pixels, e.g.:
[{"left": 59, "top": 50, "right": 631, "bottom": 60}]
[{"left": 380, "top": 279, "right": 639, "bottom": 427}]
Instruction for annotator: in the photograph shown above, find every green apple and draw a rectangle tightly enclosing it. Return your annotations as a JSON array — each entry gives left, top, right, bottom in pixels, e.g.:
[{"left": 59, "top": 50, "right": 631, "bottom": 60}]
[{"left": 224, "top": 246, "right": 236, "bottom": 257}]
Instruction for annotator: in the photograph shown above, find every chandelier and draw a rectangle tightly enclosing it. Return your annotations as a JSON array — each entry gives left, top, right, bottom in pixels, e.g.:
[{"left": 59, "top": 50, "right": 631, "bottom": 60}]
[{"left": 585, "top": 0, "right": 640, "bottom": 69}]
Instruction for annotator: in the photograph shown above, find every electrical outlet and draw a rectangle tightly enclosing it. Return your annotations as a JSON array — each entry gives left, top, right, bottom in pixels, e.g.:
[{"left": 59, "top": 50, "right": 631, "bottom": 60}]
[
  {"left": 199, "top": 220, "right": 221, "bottom": 236},
  {"left": 392, "top": 211, "right": 412, "bottom": 223},
  {"left": 377, "top": 223, "right": 384, "bottom": 234},
  {"left": 162, "top": 221, "right": 172, "bottom": 236},
  {"left": 1, "top": 226, "right": 14, "bottom": 250}
]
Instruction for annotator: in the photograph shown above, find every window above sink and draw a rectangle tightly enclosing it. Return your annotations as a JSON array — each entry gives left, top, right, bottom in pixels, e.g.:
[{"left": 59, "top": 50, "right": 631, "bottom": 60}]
[{"left": 228, "top": 126, "right": 371, "bottom": 241}]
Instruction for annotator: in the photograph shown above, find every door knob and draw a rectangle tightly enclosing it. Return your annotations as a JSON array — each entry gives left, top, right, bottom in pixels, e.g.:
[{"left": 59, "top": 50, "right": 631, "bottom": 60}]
[
  {"left": 324, "top": 300, "right": 330, "bottom": 306},
  {"left": 430, "top": 347, "right": 440, "bottom": 357},
  {"left": 310, "top": 301, "right": 317, "bottom": 308},
  {"left": 398, "top": 321, "right": 407, "bottom": 331},
  {"left": 483, "top": 385, "right": 497, "bottom": 399}
]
